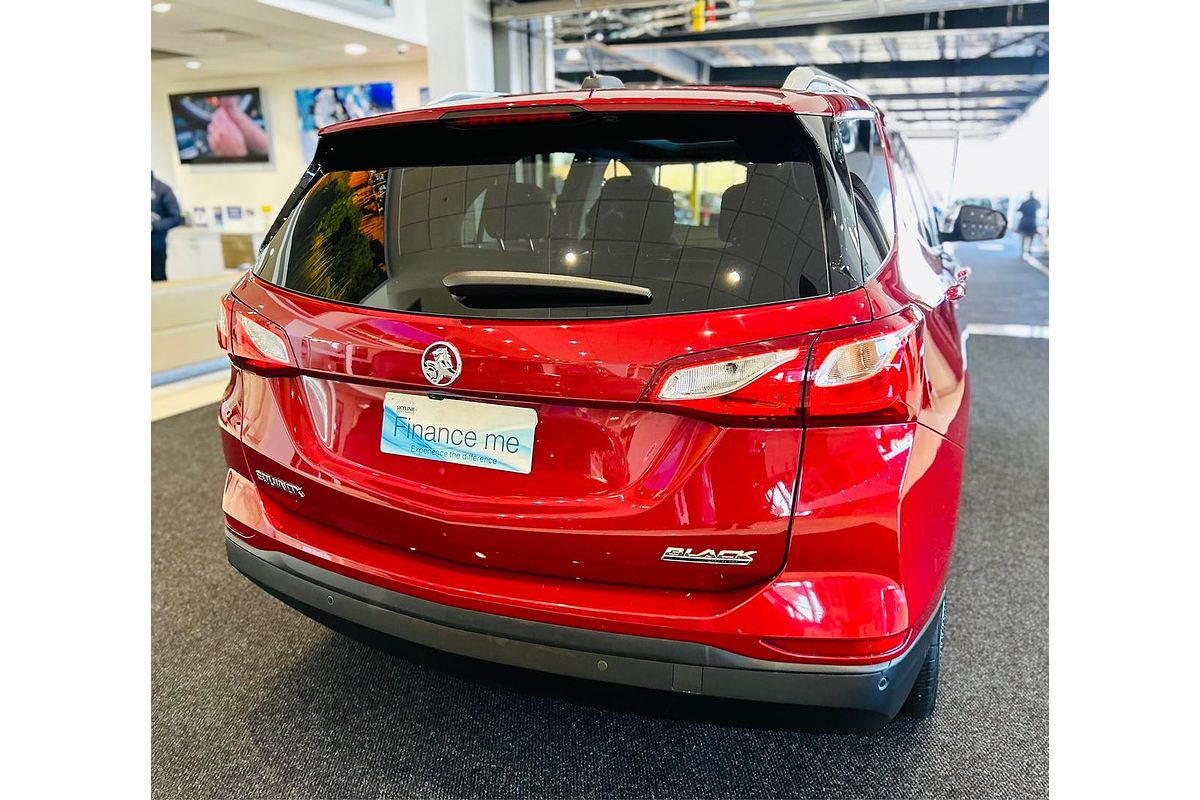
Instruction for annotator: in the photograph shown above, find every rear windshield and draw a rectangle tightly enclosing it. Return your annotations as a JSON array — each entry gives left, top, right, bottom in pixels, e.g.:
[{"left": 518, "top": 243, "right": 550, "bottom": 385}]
[{"left": 255, "top": 112, "right": 834, "bottom": 319}]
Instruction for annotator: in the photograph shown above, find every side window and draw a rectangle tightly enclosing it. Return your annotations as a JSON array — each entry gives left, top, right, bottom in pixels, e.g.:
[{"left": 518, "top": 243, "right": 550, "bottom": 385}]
[
  {"left": 839, "top": 118, "right": 896, "bottom": 279},
  {"left": 892, "top": 158, "right": 923, "bottom": 236},
  {"left": 891, "top": 139, "right": 941, "bottom": 249}
]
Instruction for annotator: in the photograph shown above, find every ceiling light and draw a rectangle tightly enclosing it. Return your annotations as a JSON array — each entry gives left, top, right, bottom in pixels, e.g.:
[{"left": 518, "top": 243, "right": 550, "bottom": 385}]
[
  {"left": 344, "top": 42, "right": 368, "bottom": 56},
  {"left": 185, "top": 60, "right": 201, "bottom": 69},
  {"left": 151, "top": 2, "right": 172, "bottom": 12},
  {"left": 564, "top": 47, "right": 584, "bottom": 63},
  {"left": 811, "top": 35, "right": 831, "bottom": 50}
]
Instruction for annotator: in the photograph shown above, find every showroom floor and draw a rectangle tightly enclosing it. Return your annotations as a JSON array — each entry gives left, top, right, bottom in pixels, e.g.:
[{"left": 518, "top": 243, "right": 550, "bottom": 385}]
[{"left": 151, "top": 236, "right": 1048, "bottom": 799}]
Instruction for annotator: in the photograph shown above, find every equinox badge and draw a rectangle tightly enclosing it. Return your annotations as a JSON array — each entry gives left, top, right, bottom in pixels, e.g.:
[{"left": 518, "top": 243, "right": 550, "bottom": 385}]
[
  {"left": 254, "top": 470, "right": 305, "bottom": 498},
  {"left": 661, "top": 546, "right": 757, "bottom": 566}
]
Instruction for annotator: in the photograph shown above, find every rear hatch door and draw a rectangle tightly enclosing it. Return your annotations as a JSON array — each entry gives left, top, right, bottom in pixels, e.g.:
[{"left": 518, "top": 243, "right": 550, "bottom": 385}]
[{"left": 236, "top": 110, "right": 870, "bottom": 591}]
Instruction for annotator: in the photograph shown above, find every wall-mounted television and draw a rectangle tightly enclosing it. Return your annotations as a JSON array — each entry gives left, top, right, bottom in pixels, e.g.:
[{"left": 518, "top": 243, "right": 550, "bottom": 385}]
[
  {"left": 169, "top": 88, "right": 270, "bottom": 164},
  {"left": 295, "top": 82, "right": 394, "bottom": 162}
]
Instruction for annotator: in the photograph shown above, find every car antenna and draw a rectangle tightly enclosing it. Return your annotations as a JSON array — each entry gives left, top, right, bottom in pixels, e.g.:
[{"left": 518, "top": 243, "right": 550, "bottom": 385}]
[{"left": 572, "top": 0, "right": 597, "bottom": 78}]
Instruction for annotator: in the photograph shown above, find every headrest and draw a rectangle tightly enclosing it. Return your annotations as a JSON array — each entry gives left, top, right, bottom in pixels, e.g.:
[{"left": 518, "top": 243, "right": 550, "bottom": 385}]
[
  {"left": 718, "top": 183, "right": 747, "bottom": 243},
  {"left": 718, "top": 164, "right": 791, "bottom": 243},
  {"left": 481, "top": 182, "right": 551, "bottom": 241},
  {"left": 586, "top": 176, "right": 675, "bottom": 243}
]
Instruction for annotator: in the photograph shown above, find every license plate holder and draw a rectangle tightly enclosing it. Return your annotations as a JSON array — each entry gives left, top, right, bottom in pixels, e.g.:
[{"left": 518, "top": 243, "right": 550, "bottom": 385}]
[{"left": 380, "top": 392, "right": 538, "bottom": 474}]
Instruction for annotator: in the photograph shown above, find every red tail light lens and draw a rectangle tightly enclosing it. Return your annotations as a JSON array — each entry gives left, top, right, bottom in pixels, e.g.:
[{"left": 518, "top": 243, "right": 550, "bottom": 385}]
[
  {"left": 229, "top": 300, "right": 294, "bottom": 371},
  {"left": 805, "top": 308, "right": 923, "bottom": 425},
  {"left": 442, "top": 107, "right": 582, "bottom": 126},
  {"left": 647, "top": 335, "right": 815, "bottom": 420}
]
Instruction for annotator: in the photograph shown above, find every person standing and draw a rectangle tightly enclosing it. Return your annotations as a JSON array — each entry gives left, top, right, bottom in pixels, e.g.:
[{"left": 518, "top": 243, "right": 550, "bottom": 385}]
[
  {"left": 151, "top": 172, "right": 183, "bottom": 281},
  {"left": 1016, "top": 191, "right": 1041, "bottom": 257}
]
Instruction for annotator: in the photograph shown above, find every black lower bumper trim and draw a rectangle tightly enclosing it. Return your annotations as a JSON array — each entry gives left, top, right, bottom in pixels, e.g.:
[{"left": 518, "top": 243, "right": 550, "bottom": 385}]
[{"left": 226, "top": 533, "right": 936, "bottom": 717}]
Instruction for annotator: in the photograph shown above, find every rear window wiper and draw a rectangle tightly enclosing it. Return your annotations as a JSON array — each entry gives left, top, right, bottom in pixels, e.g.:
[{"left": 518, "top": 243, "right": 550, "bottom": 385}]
[{"left": 442, "top": 271, "right": 653, "bottom": 308}]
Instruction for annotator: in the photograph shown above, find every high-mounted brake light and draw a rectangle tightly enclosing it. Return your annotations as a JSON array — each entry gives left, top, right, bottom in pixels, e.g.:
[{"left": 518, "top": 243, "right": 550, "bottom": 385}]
[
  {"left": 442, "top": 107, "right": 582, "bottom": 127},
  {"left": 228, "top": 300, "right": 294, "bottom": 371},
  {"left": 805, "top": 308, "right": 923, "bottom": 424}
]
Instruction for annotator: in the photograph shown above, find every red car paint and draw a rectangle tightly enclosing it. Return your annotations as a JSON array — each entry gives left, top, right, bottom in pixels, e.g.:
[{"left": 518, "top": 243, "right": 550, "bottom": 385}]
[{"left": 219, "top": 85, "right": 974, "bottom": 685}]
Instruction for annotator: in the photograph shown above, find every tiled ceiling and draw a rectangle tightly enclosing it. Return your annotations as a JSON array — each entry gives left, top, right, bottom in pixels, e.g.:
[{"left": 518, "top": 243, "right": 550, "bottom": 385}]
[{"left": 150, "top": 0, "right": 425, "bottom": 79}]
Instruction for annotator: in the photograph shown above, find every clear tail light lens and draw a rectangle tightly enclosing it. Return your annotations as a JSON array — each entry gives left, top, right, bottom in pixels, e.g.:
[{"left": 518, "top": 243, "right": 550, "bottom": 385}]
[
  {"left": 648, "top": 336, "right": 814, "bottom": 420},
  {"left": 648, "top": 310, "right": 922, "bottom": 424},
  {"left": 229, "top": 300, "right": 294, "bottom": 371},
  {"left": 806, "top": 308, "right": 923, "bottom": 424},
  {"left": 812, "top": 323, "right": 915, "bottom": 388},
  {"left": 658, "top": 349, "right": 800, "bottom": 400}
]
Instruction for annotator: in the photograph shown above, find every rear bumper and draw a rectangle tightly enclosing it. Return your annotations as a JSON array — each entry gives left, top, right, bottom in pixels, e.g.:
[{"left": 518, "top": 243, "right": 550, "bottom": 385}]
[{"left": 227, "top": 532, "right": 937, "bottom": 717}]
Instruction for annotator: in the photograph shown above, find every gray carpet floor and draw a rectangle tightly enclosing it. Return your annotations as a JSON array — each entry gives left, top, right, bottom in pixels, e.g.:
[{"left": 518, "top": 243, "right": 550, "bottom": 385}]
[{"left": 152, "top": 241, "right": 1048, "bottom": 799}]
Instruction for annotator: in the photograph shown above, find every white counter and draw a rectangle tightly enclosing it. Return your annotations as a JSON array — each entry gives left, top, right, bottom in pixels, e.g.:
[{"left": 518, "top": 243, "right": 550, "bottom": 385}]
[{"left": 165, "top": 227, "right": 266, "bottom": 280}]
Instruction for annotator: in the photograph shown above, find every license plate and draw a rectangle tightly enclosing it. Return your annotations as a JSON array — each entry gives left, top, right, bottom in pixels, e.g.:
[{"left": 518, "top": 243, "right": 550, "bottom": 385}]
[{"left": 380, "top": 392, "right": 538, "bottom": 474}]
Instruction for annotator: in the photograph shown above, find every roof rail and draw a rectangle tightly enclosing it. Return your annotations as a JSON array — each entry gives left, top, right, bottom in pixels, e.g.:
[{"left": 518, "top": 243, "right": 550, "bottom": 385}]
[
  {"left": 427, "top": 91, "right": 506, "bottom": 107},
  {"left": 581, "top": 73, "right": 625, "bottom": 90},
  {"left": 782, "top": 66, "right": 870, "bottom": 102}
]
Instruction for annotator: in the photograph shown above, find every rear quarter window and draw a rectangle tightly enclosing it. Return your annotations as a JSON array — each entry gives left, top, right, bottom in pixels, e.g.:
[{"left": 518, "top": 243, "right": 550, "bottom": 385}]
[{"left": 839, "top": 118, "right": 896, "bottom": 278}]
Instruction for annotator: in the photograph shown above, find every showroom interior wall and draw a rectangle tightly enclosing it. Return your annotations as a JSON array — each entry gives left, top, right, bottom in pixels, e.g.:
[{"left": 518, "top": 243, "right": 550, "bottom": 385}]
[{"left": 150, "top": 59, "right": 430, "bottom": 215}]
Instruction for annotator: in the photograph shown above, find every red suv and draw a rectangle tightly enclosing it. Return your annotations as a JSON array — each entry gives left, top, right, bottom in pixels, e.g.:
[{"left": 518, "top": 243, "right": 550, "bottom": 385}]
[{"left": 217, "top": 70, "right": 1006, "bottom": 723}]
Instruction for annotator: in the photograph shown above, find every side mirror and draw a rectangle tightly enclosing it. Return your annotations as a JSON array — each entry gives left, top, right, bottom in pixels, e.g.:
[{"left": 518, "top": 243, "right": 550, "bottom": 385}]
[{"left": 942, "top": 204, "right": 1007, "bottom": 242}]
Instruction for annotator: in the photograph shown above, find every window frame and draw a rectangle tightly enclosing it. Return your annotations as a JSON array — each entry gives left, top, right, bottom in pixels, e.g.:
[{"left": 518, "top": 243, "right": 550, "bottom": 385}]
[{"left": 834, "top": 112, "right": 898, "bottom": 283}]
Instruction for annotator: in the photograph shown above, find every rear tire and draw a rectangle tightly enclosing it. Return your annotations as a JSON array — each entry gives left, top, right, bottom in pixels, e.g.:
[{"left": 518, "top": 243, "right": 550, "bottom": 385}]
[{"left": 901, "top": 600, "right": 945, "bottom": 719}]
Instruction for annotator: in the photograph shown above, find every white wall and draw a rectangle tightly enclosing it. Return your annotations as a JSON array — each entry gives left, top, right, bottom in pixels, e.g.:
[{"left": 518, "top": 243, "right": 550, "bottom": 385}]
[
  {"left": 151, "top": 61, "right": 429, "bottom": 217},
  {"left": 425, "top": 0, "right": 494, "bottom": 98},
  {"left": 906, "top": 89, "right": 1050, "bottom": 208}
]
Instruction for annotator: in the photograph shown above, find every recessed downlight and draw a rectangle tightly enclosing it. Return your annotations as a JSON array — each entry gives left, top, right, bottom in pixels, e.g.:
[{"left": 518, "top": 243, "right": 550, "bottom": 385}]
[
  {"left": 151, "top": 2, "right": 172, "bottom": 12},
  {"left": 185, "top": 60, "right": 201, "bottom": 70},
  {"left": 343, "top": 42, "right": 368, "bottom": 56}
]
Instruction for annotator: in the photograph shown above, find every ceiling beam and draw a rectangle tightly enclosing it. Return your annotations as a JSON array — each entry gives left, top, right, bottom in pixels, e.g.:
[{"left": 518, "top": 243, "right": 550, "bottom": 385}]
[
  {"left": 886, "top": 111, "right": 1022, "bottom": 121},
  {"left": 877, "top": 104, "right": 1028, "bottom": 113},
  {"left": 559, "top": 55, "right": 1049, "bottom": 85},
  {"left": 603, "top": 42, "right": 706, "bottom": 83},
  {"left": 712, "top": 55, "right": 1048, "bottom": 83},
  {"left": 870, "top": 88, "right": 1043, "bottom": 102},
  {"left": 494, "top": 0, "right": 658, "bottom": 22},
  {"left": 558, "top": 2, "right": 1049, "bottom": 46}
]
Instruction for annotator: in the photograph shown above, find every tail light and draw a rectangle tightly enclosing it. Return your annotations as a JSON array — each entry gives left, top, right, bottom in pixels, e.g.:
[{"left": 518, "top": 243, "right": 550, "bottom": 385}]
[
  {"left": 806, "top": 308, "right": 922, "bottom": 425},
  {"left": 648, "top": 308, "right": 922, "bottom": 424},
  {"left": 646, "top": 336, "right": 814, "bottom": 420},
  {"left": 216, "top": 294, "right": 233, "bottom": 352},
  {"left": 228, "top": 299, "right": 295, "bottom": 372}
]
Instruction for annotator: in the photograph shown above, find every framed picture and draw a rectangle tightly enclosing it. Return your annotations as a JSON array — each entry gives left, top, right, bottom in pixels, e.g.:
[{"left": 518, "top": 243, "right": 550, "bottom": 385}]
[
  {"left": 295, "top": 82, "right": 395, "bottom": 162},
  {"left": 169, "top": 88, "right": 270, "bottom": 164}
]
